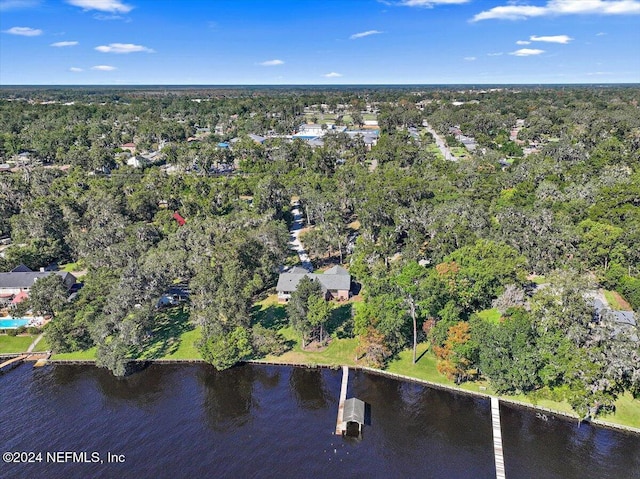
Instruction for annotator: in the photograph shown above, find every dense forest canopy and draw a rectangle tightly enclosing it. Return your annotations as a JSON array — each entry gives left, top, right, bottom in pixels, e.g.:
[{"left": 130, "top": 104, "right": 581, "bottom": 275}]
[{"left": 1, "top": 85, "right": 638, "bottom": 418}]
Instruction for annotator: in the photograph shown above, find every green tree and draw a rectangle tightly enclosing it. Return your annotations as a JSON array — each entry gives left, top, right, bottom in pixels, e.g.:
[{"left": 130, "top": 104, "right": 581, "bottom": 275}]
[
  {"left": 394, "top": 261, "right": 428, "bottom": 363},
  {"left": 200, "top": 326, "right": 254, "bottom": 370},
  {"left": 27, "top": 273, "right": 68, "bottom": 318},
  {"left": 286, "top": 276, "right": 323, "bottom": 348}
]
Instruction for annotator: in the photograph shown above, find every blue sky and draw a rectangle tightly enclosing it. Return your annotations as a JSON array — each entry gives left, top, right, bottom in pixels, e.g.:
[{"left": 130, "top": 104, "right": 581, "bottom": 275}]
[{"left": 1, "top": 0, "right": 639, "bottom": 84}]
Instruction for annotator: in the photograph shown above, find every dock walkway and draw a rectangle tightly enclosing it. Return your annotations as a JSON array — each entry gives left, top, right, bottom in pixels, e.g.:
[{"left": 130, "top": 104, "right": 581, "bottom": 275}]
[
  {"left": 0, "top": 354, "right": 28, "bottom": 370},
  {"left": 491, "top": 396, "right": 506, "bottom": 479},
  {"left": 335, "top": 365, "right": 349, "bottom": 434}
]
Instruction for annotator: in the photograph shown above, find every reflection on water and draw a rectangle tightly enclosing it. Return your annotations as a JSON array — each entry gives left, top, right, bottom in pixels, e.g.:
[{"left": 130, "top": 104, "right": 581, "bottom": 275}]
[
  {"left": 1, "top": 363, "right": 638, "bottom": 479},
  {"left": 289, "top": 367, "right": 331, "bottom": 409},
  {"left": 197, "top": 364, "right": 256, "bottom": 431}
]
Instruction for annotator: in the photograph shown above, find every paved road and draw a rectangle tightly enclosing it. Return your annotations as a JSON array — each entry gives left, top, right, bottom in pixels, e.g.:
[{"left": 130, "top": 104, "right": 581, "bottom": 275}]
[
  {"left": 289, "top": 202, "right": 313, "bottom": 272},
  {"left": 423, "top": 120, "right": 458, "bottom": 162}
]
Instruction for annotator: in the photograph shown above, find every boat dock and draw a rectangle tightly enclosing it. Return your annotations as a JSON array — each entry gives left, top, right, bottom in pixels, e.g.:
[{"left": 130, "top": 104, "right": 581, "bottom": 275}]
[
  {"left": 336, "top": 365, "right": 349, "bottom": 434},
  {"left": 491, "top": 396, "right": 506, "bottom": 479},
  {"left": 0, "top": 352, "right": 51, "bottom": 370},
  {"left": 0, "top": 354, "right": 28, "bottom": 370}
]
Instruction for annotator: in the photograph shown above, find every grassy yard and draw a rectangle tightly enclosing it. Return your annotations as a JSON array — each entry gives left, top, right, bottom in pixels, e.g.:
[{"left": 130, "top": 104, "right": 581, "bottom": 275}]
[
  {"left": 476, "top": 308, "right": 502, "bottom": 323},
  {"left": 605, "top": 393, "right": 640, "bottom": 428},
  {"left": 603, "top": 290, "right": 633, "bottom": 311},
  {"left": 139, "top": 307, "right": 195, "bottom": 360},
  {"left": 0, "top": 335, "right": 38, "bottom": 354},
  {"left": 385, "top": 344, "right": 640, "bottom": 427},
  {"left": 528, "top": 275, "right": 547, "bottom": 285},
  {"left": 425, "top": 143, "right": 445, "bottom": 161},
  {"left": 51, "top": 347, "right": 97, "bottom": 360},
  {"left": 33, "top": 336, "right": 50, "bottom": 352},
  {"left": 158, "top": 326, "right": 202, "bottom": 360},
  {"left": 450, "top": 146, "right": 471, "bottom": 159}
]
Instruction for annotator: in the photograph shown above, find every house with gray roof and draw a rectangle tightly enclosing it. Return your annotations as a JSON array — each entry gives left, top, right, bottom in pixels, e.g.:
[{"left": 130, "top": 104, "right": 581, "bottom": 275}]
[
  {"left": 592, "top": 298, "right": 637, "bottom": 338},
  {"left": 0, "top": 271, "right": 76, "bottom": 297},
  {"left": 276, "top": 265, "right": 351, "bottom": 303}
]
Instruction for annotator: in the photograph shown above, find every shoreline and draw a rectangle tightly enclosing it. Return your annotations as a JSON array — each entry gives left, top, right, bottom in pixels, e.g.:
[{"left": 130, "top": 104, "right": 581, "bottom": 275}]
[{"left": 40, "top": 357, "right": 640, "bottom": 436}]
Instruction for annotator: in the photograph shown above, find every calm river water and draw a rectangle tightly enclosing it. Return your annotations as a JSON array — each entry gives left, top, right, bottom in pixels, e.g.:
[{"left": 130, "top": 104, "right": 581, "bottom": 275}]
[{"left": 1, "top": 363, "right": 639, "bottom": 479}]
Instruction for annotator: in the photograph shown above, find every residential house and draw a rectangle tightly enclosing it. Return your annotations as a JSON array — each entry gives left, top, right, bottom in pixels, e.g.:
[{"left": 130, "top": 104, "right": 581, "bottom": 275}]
[
  {"left": 592, "top": 298, "right": 637, "bottom": 338},
  {"left": 248, "top": 133, "right": 266, "bottom": 144},
  {"left": 276, "top": 265, "right": 351, "bottom": 303},
  {"left": 127, "top": 156, "right": 150, "bottom": 168},
  {"left": 120, "top": 143, "right": 136, "bottom": 154},
  {"left": 0, "top": 270, "right": 77, "bottom": 298}
]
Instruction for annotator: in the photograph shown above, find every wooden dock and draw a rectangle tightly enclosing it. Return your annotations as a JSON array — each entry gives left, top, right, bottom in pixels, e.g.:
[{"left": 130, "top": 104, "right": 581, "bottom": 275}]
[
  {"left": 491, "top": 397, "right": 506, "bottom": 479},
  {"left": 0, "top": 354, "right": 28, "bottom": 370},
  {"left": 335, "top": 366, "right": 349, "bottom": 434}
]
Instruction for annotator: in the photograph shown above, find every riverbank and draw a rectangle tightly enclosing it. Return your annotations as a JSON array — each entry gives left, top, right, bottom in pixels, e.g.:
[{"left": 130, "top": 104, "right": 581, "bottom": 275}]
[{"left": 9, "top": 320, "right": 639, "bottom": 432}]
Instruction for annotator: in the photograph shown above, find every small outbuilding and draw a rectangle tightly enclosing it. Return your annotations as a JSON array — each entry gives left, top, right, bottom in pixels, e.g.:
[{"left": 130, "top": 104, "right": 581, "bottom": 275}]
[{"left": 342, "top": 398, "right": 365, "bottom": 436}]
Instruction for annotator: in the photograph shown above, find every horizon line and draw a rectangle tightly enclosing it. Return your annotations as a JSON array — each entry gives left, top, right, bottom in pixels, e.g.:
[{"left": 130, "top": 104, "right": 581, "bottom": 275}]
[{"left": 1, "top": 82, "right": 639, "bottom": 88}]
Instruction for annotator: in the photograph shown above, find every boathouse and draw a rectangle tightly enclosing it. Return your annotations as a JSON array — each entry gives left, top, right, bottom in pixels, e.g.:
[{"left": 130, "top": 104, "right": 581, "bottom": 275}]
[{"left": 342, "top": 398, "right": 365, "bottom": 436}]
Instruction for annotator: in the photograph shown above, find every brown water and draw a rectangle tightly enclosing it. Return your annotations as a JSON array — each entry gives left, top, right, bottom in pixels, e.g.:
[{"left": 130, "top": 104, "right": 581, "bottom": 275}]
[{"left": 1, "top": 363, "right": 638, "bottom": 479}]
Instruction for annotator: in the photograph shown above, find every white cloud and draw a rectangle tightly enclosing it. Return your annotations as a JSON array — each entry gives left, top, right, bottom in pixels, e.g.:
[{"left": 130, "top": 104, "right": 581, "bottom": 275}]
[
  {"left": 530, "top": 34, "right": 573, "bottom": 43},
  {"left": 516, "top": 40, "right": 531, "bottom": 45},
  {"left": 587, "top": 71, "right": 613, "bottom": 75},
  {"left": 0, "top": 0, "right": 41, "bottom": 10},
  {"left": 93, "top": 13, "right": 127, "bottom": 20},
  {"left": 69, "top": 67, "right": 83, "bottom": 72},
  {"left": 259, "top": 59, "right": 284, "bottom": 66},
  {"left": 510, "top": 48, "right": 545, "bottom": 56},
  {"left": 487, "top": 52, "right": 504, "bottom": 56},
  {"left": 51, "top": 41, "right": 79, "bottom": 47},
  {"left": 3, "top": 26, "right": 42, "bottom": 36},
  {"left": 596, "top": 31, "right": 607, "bottom": 35},
  {"left": 393, "top": 0, "right": 470, "bottom": 6},
  {"left": 350, "top": 30, "right": 383, "bottom": 39},
  {"left": 324, "top": 72, "right": 343, "bottom": 78},
  {"left": 66, "top": 0, "right": 132, "bottom": 13},
  {"left": 95, "top": 43, "right": 154, "bottom": 53},
  {"left": 464, "top": 56, "right": 476, "bottom": 61},
  {"left": 472, "top": 0, "right": 640, "bottom": 22},
  {"left": 91, "top": 65, "right": 117, "bottom": 71}
]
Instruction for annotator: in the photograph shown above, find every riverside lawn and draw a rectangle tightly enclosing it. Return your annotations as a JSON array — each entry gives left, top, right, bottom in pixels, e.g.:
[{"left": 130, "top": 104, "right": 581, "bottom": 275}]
[{"left": 43, "top": 299, "right": 640, "bottom": 430}]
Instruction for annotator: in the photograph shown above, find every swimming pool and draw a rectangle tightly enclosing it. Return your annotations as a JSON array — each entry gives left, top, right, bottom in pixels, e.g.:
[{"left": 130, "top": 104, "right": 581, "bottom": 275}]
[{"left": 0, "top": 318, "right": 30, "bottom": 329}]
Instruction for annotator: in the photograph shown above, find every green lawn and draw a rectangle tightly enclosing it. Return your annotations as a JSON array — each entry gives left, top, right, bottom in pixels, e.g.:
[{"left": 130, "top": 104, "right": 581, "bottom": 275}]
[
  {"left": 262, "top": 325, "right": 359, "bottom": 366},
  {"left": 0, "top": 335, "right": 37, "bottom": 354},
  {"left": 529, "top": 275, "right": 547, "bottom": 285},
  {"left": 51, "top": 347, "right": 97, "bottom": 360},
  {"left": 33, "top": 336, "right": 50, "bottom": 352},
  {"left": 450, "top": 147, "right": 471, "bottom": 158},
  {"left": 139, "top": 307, "right": 196, "bottom": 360},
  {"left": 385, "top": 344, "right": 640, "bottom": 428},
  {"left": 605, "top": 393, "right": 640, "bottom": 428},
  {"left": 425, "top": 143, "right": 445, "bottom": 161},
  {"left": 50, "top": 307, "right": 202, "bottom": 361},
  {"left": 476, "top": 308, "right": 502, "bottom": 323},
  {"left": 603, "top": 290, "right": 633, "bottom": 311},
  {"left": 158, "top": 326, "right": 202, "bottom": 360}
]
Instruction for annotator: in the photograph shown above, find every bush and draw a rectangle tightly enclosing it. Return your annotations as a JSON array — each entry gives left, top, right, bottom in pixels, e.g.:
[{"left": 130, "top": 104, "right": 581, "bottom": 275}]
[
  {"left": 251, "top": 324, "right": 290, "bottom": 357},
  {"left": 7, "top": 328, "right": 19, "bottom": 337},
  {"left": 15, "top": 326, "right": 27, "bottom": 335},
  {"left": 619, "top": 276, "right": 640, "bottom": 311},
  {"left": 27, "top": 326, "right": 40, "bottom": 335}
]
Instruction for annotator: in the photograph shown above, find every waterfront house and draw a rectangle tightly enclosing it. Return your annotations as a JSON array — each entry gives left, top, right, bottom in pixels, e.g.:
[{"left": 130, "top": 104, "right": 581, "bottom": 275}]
[
  {"left": 276, "top": 265, "right": 351, "bottom": 303},
  {"left": 0, "top": 270, "right": 76, "bottom": 297}
]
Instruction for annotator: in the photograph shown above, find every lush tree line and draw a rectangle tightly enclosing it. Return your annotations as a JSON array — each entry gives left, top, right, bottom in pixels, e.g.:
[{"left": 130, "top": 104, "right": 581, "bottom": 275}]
[{"left": 1, "top": 86, "right": 638, "bottom": 418}]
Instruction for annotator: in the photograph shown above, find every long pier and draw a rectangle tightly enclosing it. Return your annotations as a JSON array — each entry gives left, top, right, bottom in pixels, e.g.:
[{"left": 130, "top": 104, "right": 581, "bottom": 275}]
[
  {"left": 335, "top": 366, "right": 349, "bottom": 434},
  {"left": 491, "top": 397, "right": 506, "bottom": 479}
]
